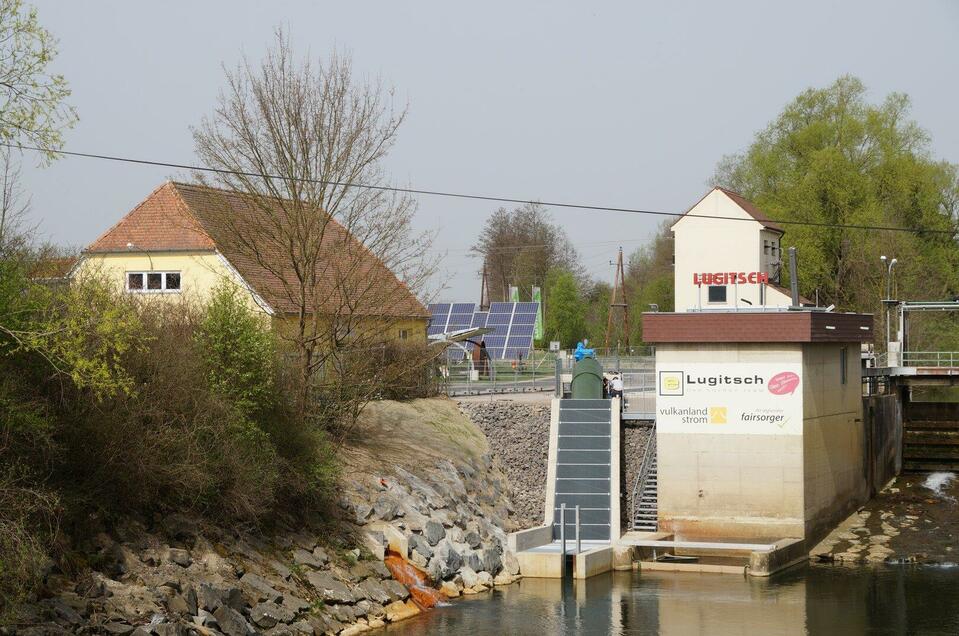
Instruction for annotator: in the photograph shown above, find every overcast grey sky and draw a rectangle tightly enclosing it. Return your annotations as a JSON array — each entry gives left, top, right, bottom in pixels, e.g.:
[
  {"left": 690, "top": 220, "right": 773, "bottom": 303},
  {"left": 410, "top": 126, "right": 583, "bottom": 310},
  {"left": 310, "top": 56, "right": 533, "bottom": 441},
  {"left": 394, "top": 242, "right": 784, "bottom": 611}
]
[{"left": 20, "top": 0, "right": 959, "bottom": 301}]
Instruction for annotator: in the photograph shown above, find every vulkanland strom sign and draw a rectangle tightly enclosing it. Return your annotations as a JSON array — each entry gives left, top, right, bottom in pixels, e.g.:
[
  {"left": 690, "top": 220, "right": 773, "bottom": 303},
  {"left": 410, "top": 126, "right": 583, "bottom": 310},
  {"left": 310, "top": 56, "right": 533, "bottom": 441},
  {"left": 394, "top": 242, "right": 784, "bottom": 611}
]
[
  {"left": 692, "top": 271, "right": 769, "bottom": 285},
  {"left": 656, "top": 362, "right": 802, "bottom": 435}
]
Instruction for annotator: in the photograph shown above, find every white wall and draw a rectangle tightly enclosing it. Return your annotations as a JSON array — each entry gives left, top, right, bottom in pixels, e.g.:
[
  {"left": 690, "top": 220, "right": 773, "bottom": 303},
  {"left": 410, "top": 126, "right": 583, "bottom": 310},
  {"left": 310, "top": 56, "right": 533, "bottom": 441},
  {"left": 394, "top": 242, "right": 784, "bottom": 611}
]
[{"left": 672, "top": 190, "right": 789, "bottom": 312}]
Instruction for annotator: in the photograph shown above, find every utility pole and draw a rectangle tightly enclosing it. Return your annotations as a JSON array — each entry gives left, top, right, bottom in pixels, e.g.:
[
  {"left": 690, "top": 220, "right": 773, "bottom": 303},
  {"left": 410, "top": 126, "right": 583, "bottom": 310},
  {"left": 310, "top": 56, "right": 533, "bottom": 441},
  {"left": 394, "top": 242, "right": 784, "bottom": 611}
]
[
  {"left": 604, "top": 247, "right": 630, "bottom": 351},
  {"left": 479, "top": 261, "right": 490, "bottom": 311}
]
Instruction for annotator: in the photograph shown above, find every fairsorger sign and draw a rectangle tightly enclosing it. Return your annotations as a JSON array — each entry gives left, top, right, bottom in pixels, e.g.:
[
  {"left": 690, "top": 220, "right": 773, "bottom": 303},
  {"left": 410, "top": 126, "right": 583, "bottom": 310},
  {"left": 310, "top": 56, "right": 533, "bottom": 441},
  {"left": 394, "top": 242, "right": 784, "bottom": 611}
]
[{"left": 655, "top": 362, "right": 803, "bottom": 435}]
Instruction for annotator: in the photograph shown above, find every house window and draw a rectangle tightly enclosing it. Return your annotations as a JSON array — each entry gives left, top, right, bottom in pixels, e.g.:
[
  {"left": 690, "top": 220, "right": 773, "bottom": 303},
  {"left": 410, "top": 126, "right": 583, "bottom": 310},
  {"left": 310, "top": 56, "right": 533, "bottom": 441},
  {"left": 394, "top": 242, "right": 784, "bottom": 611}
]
[
  {"left": 707, "top": 285, "right": 727, "bottom": 303},
  {"left": 126, "top": 271, "right": 182, "bottom": 293},
  {"left": 764, "top": 240, "right": 770, "bottom": 255},
  {"left": 398, "top": 329, "right": 409, "bottom": 341},
  {"left": 840, "top": 347, "right": 848, "bottom": 385}
]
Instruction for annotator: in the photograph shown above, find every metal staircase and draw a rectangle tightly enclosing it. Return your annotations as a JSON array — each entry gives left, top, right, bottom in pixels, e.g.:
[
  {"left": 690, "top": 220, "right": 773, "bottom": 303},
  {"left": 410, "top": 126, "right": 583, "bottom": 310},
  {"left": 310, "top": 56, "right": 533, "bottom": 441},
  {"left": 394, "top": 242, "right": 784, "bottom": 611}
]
[{"left": 630, "top": 425, "right": 658, "bottom": 532}]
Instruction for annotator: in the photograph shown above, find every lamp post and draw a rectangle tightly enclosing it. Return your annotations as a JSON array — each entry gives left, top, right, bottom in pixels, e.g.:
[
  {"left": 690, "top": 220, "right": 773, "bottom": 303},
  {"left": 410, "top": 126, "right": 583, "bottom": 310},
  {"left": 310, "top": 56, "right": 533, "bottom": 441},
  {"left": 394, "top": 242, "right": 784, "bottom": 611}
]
[{"left": 880, "top": 255, "right": 898, "bottom": 361}]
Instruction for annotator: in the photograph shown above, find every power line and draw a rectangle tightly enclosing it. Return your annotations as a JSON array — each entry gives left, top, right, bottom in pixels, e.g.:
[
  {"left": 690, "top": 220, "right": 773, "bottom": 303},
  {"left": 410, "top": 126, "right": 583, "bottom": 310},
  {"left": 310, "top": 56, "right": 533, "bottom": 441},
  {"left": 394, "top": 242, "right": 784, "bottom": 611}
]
[{"left": 9, "top": 143, "right": 958, "bottom": 237}]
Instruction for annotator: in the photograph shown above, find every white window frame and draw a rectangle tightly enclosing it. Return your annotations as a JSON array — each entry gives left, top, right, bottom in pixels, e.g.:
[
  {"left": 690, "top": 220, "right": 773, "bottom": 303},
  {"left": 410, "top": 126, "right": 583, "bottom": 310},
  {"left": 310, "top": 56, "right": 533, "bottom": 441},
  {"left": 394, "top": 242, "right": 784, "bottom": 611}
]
[
  {"left": 398, "top": 329, "right": 410, "bottom": 341},
  {"left": 126, "top": 271, "right": 182, "bottom": 294}
]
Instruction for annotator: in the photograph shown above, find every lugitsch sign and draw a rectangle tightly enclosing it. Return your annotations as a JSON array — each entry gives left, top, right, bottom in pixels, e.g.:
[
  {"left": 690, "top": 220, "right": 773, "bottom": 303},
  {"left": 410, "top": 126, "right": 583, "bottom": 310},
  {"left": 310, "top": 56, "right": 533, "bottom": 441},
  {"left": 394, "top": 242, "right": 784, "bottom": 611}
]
[
  {"left": 656, "top": 362, "right": 802, "bottom": 435},
  {"left": 692, "top": 271, "right": 769, "bottom": 285}
]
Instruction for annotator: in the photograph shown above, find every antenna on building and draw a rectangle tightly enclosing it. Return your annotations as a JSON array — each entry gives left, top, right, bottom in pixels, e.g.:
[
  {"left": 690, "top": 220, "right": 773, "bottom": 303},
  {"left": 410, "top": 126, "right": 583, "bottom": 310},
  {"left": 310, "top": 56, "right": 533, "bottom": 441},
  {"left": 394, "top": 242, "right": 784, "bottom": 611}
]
[
  {"left": 479, "top": 261, "right": 490, "bottom": 311},
  {"left": 604, "top": 246, "right": 631, "bottom": 351}
]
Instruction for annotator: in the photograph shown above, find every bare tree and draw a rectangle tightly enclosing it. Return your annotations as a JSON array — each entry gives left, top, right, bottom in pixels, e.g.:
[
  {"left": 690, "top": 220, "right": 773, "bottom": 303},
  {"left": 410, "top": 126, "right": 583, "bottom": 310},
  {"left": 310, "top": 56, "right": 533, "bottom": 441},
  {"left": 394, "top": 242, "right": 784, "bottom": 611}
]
[
  {"left": 0, "top": 146, "right": 31, "bottom": 255},
  {"left": 471, "top": 202, "right": 583, "bottom": 301},
  {"left": 192, "top": 31, "right": 436, "bottom": 423}
]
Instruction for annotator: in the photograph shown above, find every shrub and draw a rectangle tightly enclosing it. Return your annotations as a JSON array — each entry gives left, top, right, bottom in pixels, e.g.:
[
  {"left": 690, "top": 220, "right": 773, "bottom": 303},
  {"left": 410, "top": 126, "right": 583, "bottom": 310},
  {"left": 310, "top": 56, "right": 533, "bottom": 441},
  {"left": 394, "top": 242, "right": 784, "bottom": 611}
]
[{"left": 195, "top": 283, "right": 276, "bottom": 419}]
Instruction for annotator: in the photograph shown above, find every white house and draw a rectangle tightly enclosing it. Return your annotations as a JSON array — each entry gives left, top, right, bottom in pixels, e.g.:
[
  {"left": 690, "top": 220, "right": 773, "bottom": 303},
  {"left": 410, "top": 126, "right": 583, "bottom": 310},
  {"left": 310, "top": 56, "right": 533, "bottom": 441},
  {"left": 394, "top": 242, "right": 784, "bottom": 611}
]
[{"left": 672, "top": 188, "right": 806, "bottom": 312}]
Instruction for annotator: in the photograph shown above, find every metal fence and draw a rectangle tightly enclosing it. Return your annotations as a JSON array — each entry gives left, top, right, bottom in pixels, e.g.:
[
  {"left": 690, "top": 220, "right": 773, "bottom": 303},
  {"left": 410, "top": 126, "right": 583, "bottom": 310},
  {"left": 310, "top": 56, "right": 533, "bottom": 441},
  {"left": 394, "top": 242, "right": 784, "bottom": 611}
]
[{"left": 443, "top": 347, "right": 656, "bottom": 410}]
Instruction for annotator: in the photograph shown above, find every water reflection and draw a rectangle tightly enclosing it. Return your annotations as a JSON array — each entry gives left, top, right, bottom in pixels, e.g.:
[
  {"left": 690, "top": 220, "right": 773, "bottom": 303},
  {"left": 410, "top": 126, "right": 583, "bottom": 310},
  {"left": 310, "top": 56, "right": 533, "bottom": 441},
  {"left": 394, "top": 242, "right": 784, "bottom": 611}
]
[{"left": 380, "top": 564, "right": 959, "bottom": 635}]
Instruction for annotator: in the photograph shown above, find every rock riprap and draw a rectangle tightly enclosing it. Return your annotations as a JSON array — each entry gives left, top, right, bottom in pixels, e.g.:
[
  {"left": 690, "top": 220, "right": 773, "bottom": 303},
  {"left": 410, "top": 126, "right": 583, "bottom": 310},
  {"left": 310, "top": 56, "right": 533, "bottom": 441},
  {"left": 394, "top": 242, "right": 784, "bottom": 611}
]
[{"left": 457, "top": 400, "right": 550, "bottom": 527}]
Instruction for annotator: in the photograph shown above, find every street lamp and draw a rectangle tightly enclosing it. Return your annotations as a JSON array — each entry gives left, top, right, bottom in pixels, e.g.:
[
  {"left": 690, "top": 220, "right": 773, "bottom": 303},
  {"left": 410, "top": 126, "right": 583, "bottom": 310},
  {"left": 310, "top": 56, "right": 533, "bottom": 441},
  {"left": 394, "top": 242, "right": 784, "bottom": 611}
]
[{"left": 880, "top": 255, "right": 898, "bottom": 361}]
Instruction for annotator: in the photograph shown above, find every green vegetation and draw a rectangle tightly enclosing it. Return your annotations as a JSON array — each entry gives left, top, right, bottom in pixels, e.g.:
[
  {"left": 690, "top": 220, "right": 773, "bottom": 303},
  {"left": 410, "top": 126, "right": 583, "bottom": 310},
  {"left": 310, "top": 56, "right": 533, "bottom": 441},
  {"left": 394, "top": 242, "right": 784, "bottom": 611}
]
[
  {"left": 0, "top": 0, "right": 77, "bottom": 158},
  {"left": 714, "top": 75, "right": 959, "bottom": 349},
  {"left": 0, "top": 259, "right": 345, "bottom": 617},
  {"left": 544, "top": 269, "right": 587, "bottom": 348}
]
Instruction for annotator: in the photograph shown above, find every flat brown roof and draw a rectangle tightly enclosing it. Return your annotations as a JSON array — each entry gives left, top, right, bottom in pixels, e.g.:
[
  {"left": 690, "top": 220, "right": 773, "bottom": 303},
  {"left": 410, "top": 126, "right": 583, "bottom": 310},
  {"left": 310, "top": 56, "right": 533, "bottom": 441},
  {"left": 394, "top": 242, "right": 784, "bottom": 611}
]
[{"left": 642, "top": 311, "right": 873, "bottom": 344}]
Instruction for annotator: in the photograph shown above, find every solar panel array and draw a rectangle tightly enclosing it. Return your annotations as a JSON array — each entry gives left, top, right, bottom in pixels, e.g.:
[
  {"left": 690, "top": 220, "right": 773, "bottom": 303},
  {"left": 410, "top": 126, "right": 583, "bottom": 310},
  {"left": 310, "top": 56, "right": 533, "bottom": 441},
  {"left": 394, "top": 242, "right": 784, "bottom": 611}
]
[
  {"left": 427, "top": 303, "right": 475, "bottom": 337},
  {"left": 428, "top": 301, "right": 539, "bottom": 360}
]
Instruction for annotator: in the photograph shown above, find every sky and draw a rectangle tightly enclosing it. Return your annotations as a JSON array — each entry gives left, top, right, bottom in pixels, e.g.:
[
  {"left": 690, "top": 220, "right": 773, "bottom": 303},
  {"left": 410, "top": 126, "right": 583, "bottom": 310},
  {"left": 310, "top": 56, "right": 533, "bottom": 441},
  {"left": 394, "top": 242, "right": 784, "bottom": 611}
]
[{"left": 19, "top": 0, "right": 959, "bottom": 301}]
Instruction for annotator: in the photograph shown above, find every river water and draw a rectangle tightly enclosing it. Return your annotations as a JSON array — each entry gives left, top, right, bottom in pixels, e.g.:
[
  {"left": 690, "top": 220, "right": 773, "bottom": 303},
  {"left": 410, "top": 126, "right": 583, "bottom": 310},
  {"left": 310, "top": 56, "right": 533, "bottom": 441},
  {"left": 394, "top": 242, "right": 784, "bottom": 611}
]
[{"left": 381, "top": 564, "right": 959, "bottom": 635}]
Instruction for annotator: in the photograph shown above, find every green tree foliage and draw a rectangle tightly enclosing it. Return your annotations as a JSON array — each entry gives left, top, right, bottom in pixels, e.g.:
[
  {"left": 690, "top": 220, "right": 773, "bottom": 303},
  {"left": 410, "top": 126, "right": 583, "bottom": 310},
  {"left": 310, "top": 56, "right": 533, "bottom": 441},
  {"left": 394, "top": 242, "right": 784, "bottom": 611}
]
[
  {"left": 544, "top": 269, "right": 588, "bottom": 348},
  {"left": 714, "top": 75, "right": 959, "bottom": 349},
  {"left": 626, "top": 223, "right": 674, "bottom": 343},
  {"left": 0, "top": 0, "right": 77, "bottom": 159},
  {"left": 472, "top": 203, "right": 584, "bottom": 302},
  {"left": 195, "top": 283, "right": 276, "bottom": 418}
]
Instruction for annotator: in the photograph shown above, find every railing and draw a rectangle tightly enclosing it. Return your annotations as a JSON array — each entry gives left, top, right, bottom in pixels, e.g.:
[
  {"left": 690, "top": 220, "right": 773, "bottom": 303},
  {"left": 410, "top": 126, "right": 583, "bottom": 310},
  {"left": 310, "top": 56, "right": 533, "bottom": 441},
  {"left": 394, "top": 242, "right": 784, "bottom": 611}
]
[
  {"left": 441, "top": 352, "right": 555, "bottom": 396},
  {"left": 630, "top": 422, "right": 657, "bottom": 529},
  {"left": 901, "top": 351, "right": 959, "bottom": 367}
]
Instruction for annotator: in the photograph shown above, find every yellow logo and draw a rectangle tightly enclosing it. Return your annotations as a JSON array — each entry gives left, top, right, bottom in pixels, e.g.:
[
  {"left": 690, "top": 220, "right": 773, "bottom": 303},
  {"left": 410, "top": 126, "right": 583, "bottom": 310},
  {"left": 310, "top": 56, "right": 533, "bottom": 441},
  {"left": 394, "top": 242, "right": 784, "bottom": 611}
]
[
  {"left": 659, "top": 371, "right": 684, "bottom": 396},
  {"left": 709, "top": 407, "right": 727, "bottom": 424}
]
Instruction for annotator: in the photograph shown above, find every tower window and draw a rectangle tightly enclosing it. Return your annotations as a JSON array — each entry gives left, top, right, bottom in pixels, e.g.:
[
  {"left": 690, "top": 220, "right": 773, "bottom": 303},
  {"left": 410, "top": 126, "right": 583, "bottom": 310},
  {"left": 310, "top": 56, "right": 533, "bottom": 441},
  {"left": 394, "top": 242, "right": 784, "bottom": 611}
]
[{"left": 708, "top": 286, "right": 727, "bottom": 303}]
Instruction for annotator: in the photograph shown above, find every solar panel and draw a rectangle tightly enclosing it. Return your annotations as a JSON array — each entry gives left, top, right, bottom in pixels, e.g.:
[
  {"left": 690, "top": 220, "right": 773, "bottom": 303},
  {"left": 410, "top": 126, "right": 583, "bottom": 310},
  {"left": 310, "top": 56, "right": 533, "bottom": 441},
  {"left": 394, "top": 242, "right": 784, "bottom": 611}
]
[{"left": 431, "top": 301, "right": 539, "bottom": 359}]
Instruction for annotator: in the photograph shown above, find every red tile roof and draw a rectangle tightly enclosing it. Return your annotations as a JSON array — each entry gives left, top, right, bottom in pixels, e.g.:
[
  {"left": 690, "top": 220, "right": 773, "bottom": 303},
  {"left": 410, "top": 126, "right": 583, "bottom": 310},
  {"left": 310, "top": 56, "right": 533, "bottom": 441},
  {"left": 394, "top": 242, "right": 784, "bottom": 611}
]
[
  {"left": 86, "top": 182, "right": 216, "bottom": 252},
  {"left": 86, "top": 181, "right": 428, "bottom": 318}
]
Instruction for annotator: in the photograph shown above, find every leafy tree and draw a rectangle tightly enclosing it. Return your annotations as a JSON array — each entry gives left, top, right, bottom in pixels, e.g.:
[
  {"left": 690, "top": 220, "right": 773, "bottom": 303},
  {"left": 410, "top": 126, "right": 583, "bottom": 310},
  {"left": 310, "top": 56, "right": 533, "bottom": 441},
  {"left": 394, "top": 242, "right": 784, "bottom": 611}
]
[
  {"left": 472, "top": 203, "right": 584, "bottom": 302},
  {"left": 544, "top": 269, "right": 588, "bottom": 348},
  {"left": 195, "top": 283, "right": 276, "bottom": 419},
  {"left": 0, "top": 0, "right": 77, "bottom": 159},
  {"left": 714, "top": 75, "right": 959, "bottom": 349},
  {"left": 626, "top": 222, "right": 674, "bottom": 343}
]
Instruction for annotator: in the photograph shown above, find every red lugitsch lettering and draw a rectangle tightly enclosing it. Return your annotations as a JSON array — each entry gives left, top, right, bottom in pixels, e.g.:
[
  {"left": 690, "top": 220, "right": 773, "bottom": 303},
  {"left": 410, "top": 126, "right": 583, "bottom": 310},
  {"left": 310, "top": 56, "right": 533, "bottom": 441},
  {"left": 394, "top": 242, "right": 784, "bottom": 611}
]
[{"left": 693, "top": 271, "right": 769, "bottom": 285}]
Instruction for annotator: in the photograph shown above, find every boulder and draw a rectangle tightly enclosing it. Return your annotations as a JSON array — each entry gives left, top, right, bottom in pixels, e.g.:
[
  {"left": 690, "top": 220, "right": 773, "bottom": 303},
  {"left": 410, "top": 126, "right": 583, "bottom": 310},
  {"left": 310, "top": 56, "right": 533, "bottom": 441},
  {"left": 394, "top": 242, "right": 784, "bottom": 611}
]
[
  {"left": 193, "top": 609, "right": 219, "bottom": 629},
  {"left": 464, "top": 531, "right": 482, "bottom": 549},
  {"left": 292, "top": 548, "right": 324, "bottom": 570},
  {"left": 353, "top": 503, "right": 373, "bottom": 524},
  {"left": 482, "top": 548, "right": 503, "bottom": 575},
  {"left": 166, "top": 548, "right": 192, "bottom": 568},
  {"left": 306, "top": 571, "right": 355, "bottom": 604},
  {"left": 240, "top": 572, "right": 283, "bottom": 604},
  {"left": 328, "top": 604, "right": 355, "bottom": 624},
  {"left": 381, "top": 579, "right": 410, "bottom": 602},
  {"left": 384, "top": 600, "right": 420, "bottom": 622},
  {"left": 435, "top": 541, "right": 463, "bottom": 579},
  {"left": 312, "top": 547, "right": 329, "bottom": 565},
  {"left": 213, "top": 605, "right": 253, "bottom": 636},
  {"left": 102, "top": 623, "right": 135, "bottom": 635},
  {"left": 409, "top": 535, "right": 433, "bottom": 560},
  {"left": 439, "top": 581, "right": 460, "bottom": 598},
  {"left": 357, "top": 578, "right": 391, "bottom": 605},
  {"left": 464, "top": 551, "right": 483, "bottom": 573},
  {"left": 373, "top": 494, "right": 400, "bottom": 521},
  {"left": 368, "top": 560, "right": 391, "bottom": 580},
  {"left": 459, "top": 567, "right": 479, "bottom": 589},
  {"left": 503, "top": 551, "right": 520, "bottom": 576},
  {"left": 476, "top": 571, "right": 494, "bottom": 587},
  {"left": 250, "top": 601, "right": 295, "bottom": 629},
  {"left": 423, "top": 520, "right": 446, "bottom": 546},
  {"left": 281, "top": 593, "right": 310, "bottom": 613}
]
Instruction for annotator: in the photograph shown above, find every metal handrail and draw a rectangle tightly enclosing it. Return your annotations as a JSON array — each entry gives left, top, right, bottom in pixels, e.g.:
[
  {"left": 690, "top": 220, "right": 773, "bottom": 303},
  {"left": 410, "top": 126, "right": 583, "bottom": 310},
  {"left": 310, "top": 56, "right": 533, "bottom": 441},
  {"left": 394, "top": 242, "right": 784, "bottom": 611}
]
[
  {"left": 630, "top": 422, "right": 657, "bottom": 529},
  {"left": 901, "top": 351, "right": 959, "bottom": 367}
]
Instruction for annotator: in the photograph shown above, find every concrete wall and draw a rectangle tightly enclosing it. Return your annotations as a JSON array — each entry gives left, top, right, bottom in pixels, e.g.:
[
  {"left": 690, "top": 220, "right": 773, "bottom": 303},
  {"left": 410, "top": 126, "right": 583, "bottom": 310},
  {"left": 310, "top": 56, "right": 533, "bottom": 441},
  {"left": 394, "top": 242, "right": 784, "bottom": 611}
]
[
  {"left": 862, "top": 393, "right": 902, "bottom": 496},
  {"left": 672, "top": 190, "right": 790, "bottom": 312},
  {"left": 801, "top": 343, "right": 869, "bottom": 544},
  {"left": 656, "top": 343, "right": 806, "bottom": 541}
]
